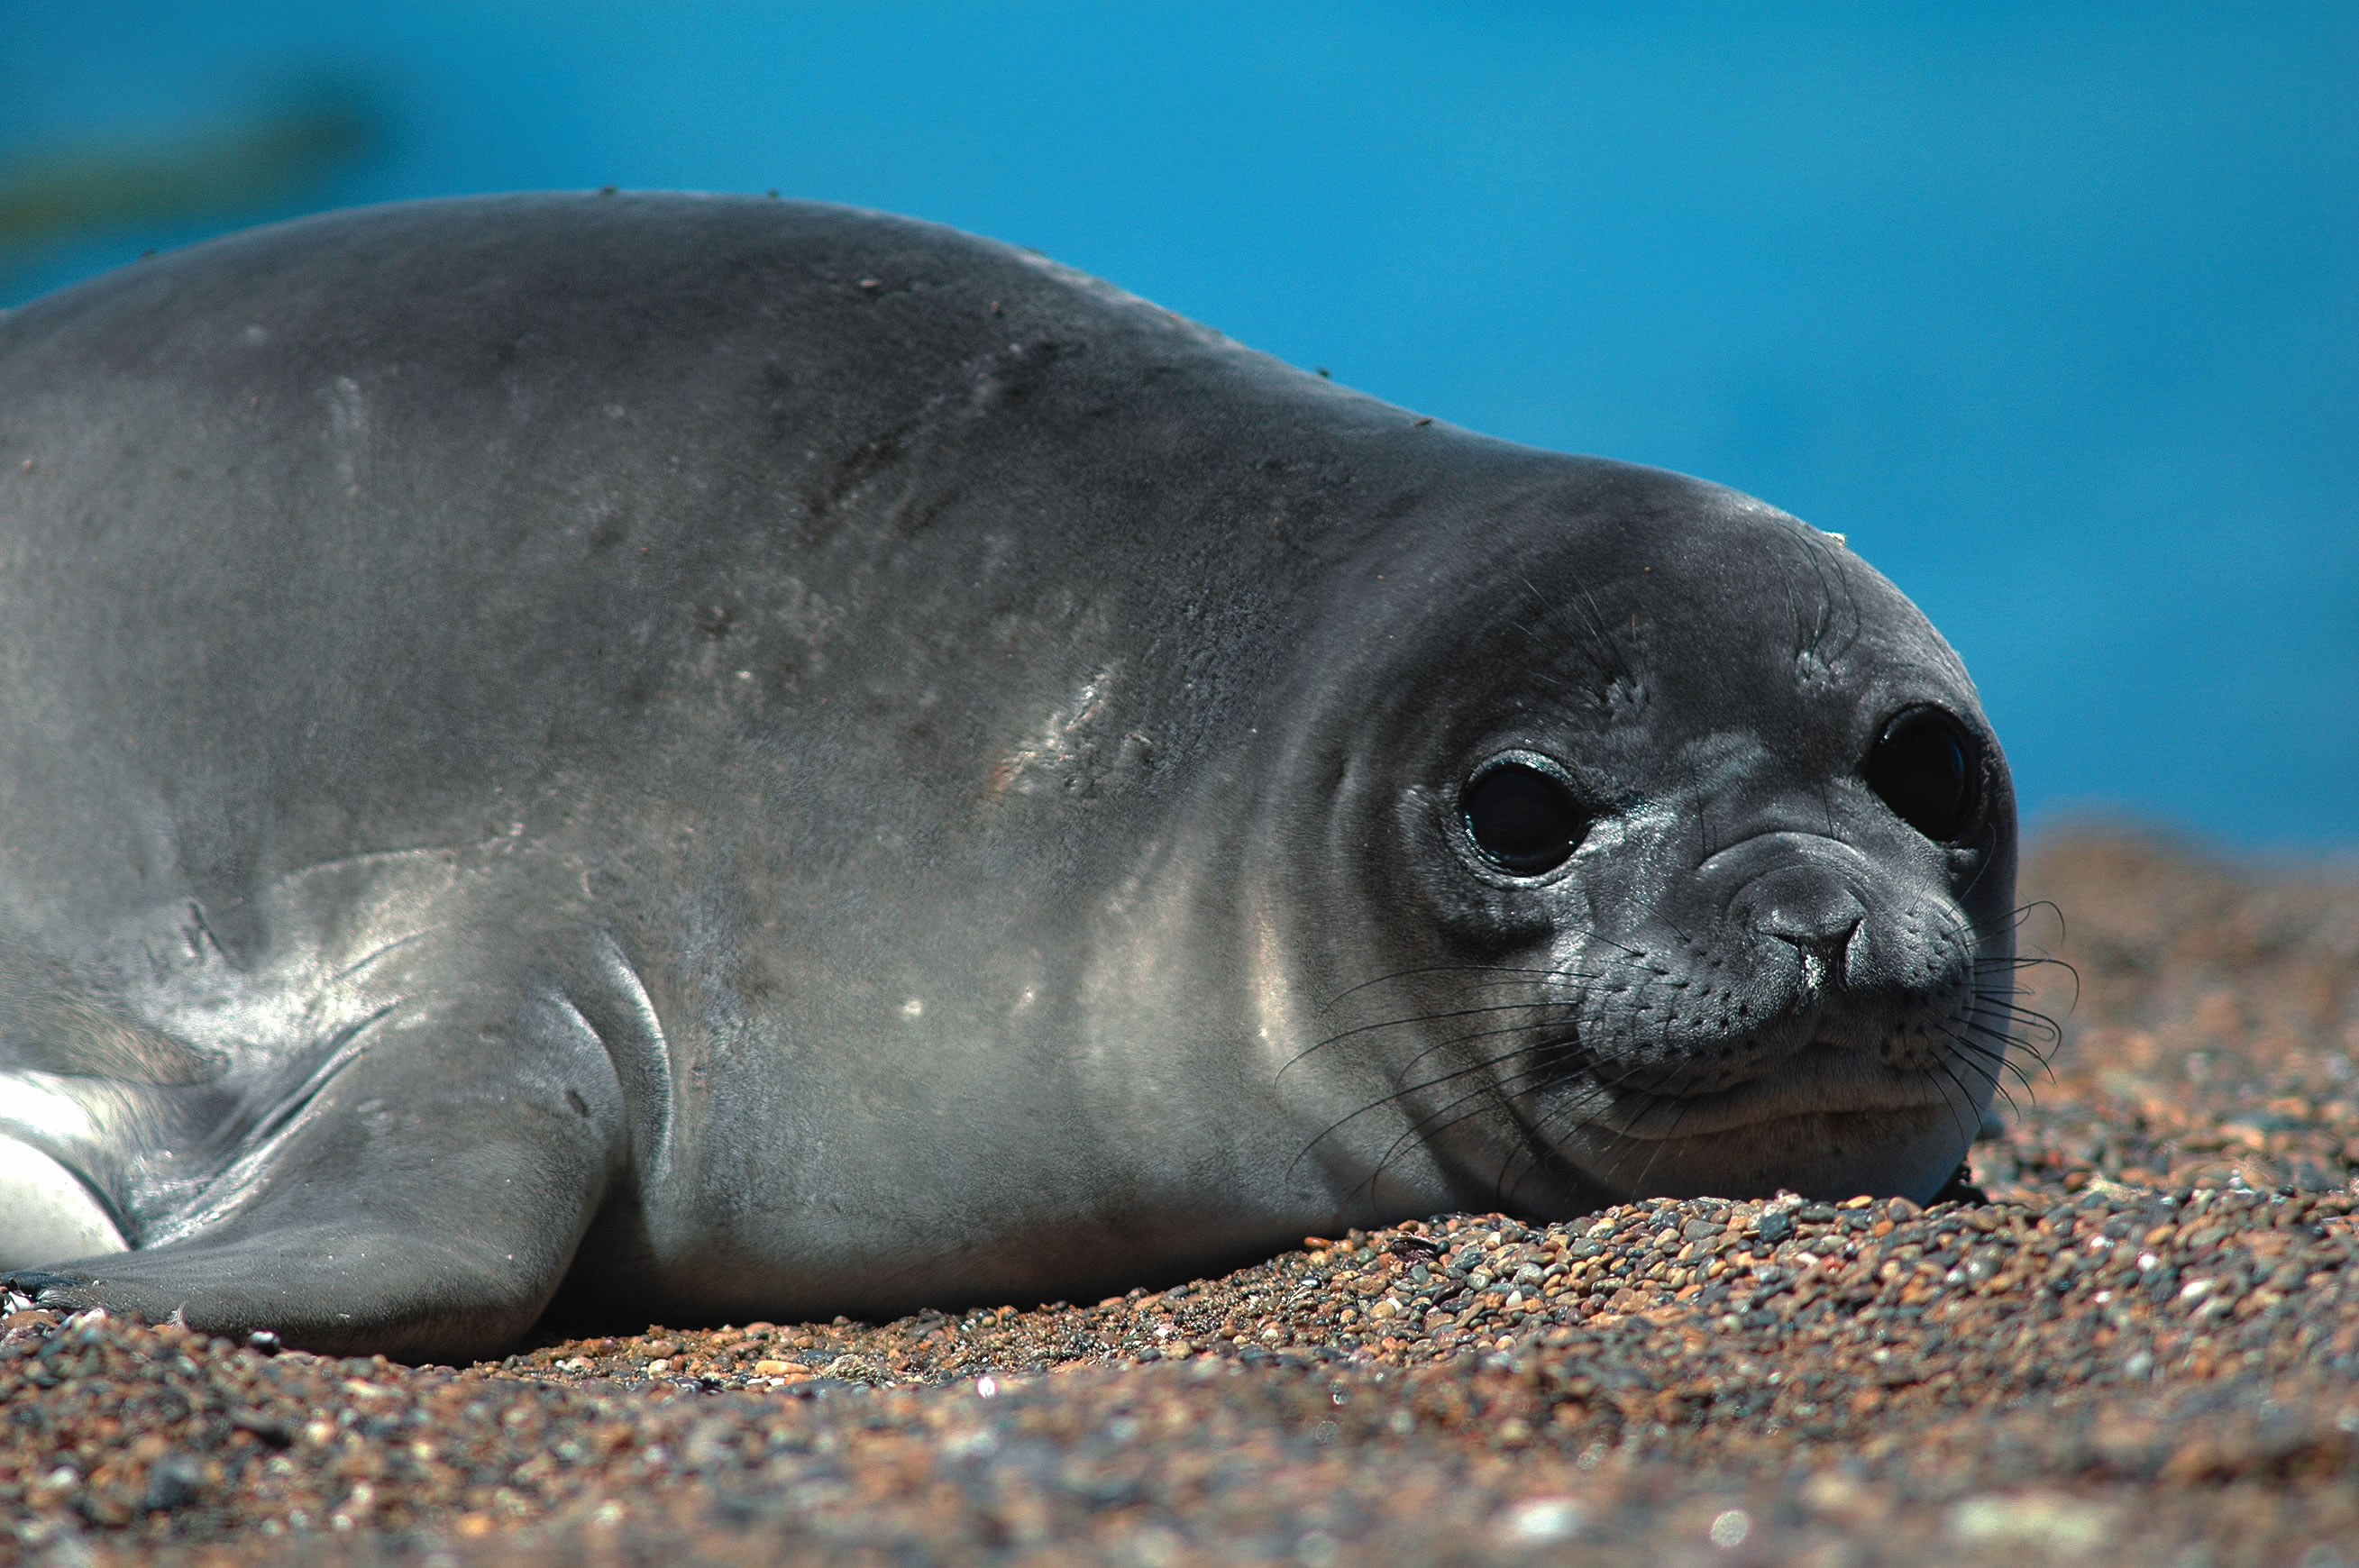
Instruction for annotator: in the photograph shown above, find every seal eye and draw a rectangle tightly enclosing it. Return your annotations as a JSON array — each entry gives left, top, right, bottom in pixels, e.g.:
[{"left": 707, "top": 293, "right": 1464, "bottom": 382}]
[
  {"left": 1461, "top": 761, "right": 1586, "bottom": 875},
  {"left": 1862, "top": 706, "right": 1980, "bottom": 842}
]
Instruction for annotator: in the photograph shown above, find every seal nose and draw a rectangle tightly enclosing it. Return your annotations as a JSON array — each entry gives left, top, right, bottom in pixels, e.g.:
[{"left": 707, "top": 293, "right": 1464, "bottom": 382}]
[{"left": 1751, "top": 880, "right": 1867, "bottom": 977}]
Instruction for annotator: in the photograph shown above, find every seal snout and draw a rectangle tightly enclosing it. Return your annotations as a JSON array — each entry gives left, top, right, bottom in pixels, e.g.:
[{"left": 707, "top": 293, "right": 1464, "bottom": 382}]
[
  {"left": 1542, "top": 833, "right": 1986, "bottom": 1123},
  {"left": 1717, "top": 851, "right": 1981, "bottom": 1071},
  {"left": 1745, "top": 869, "right": 1868, "bottom": 992}
]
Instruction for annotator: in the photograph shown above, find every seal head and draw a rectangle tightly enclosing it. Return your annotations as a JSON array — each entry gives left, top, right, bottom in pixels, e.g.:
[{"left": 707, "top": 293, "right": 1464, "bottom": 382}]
[{"left": 1260, "top": 477, "right": 2015, "bottom": 1217}]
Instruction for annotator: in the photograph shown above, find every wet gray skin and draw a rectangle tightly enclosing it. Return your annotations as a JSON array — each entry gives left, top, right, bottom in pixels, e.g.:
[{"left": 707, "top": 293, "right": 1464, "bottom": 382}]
[{"left": 0, "top": 196, "right": 2019, "bottom": 1358}]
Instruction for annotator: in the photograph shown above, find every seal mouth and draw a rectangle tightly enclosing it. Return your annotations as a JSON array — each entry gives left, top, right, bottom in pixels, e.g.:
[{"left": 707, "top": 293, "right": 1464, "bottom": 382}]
[{"left": 1574, "top": 1041, "right": 1970, "bottom": 1142}]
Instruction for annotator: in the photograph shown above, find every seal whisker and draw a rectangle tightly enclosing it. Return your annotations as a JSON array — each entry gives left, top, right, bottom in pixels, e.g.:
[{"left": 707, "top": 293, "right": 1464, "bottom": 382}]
[
  {"left": 1780, "top": 561, "right": 1815, "bottom": 665},
  {"left": 1961, "top": 1049, "right": 2030, "bottom": 1124},
  {"left": 1943, "top": 1027, "right": 2038, "bottom": 1126},
  {"left": 1414, "top": 1060, "right": 1632, "bottom": 1214},
  {"left": 1955, "top": 1004, "right": 2053, "bottom": 1069},
  {"left": 1992, "top": 956, "right": 2079, "bottom": 1013},
  {"left": 1476, "top": 1059, "right": 1577, "bottom": 1213},
  {"left": 1962, "top": 988, "right": 2061, "bottom": 1031},
  {"left": 1383, "top": 1026, "right": 1562, "bottom": 1095},
  {"left": 1503, "top": 1050, "right": 1690, "bottom": 1199},
  {"left": 1315, "top": 964, "right": 1605, "bottom": 1011},
  {"left": 1967, "top": 901, "right": 2078, "bottom": 1005},
  {"left": 1344, "top": 1026, "right": 1669, "bottom": 1198},
  {"left": 1493, "top": 1055, "right": 1674, "bottom": 1206},
  {"left": 1593, "top": 1070, "right": 1698, "bottom": 1200},
  {"left": 1994, "top": 898, "right": 2068, "bottom": 942},
  {"left": 1923, "top": 1054, "right": 1989, "bottom": 1162},
  {"left": 1805, "top": 525, "right": 1864, "bottom": 665},
  {"left": 1330, "top": 1041, "right": 1591, "bottom": 1211},
  {"left": 1945, "top": 1011, "right": 2038, "bottom": 1070},
  {"left": 1582, "top": 932, "right": 1653, "bottom": 963},
  {"left": 1968, "top": 998, "right": 2062, "bottom": 1048},
  {"left": 1803, "top": 567, "right": 1836, "bottom": 665},
  {"left": 1568, "top": 578, "right": 1640, "bottom": 688},
  {"left": 1292, "top": 998, "right": 1589, "bottom": 1068},
  {"left": 1432, "top": 977, "right": 1612, "bottom": 998},
  {"left": 1293, "top": 1028, "right": 1589, "bottom": 1186},
  {"left": 1938, "top": 1026, "right": 2041, "bottom": 1098}
]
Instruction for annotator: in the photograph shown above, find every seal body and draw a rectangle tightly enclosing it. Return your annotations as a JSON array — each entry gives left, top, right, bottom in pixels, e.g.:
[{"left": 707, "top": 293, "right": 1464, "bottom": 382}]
[{"left": 0, "top": 196, "right": 2017, "bottom": 1357}]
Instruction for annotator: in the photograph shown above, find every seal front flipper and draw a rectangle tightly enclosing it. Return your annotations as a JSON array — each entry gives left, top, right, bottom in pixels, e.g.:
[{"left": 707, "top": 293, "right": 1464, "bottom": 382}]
[{"left": 3, "top": 969, "right": 635, "bottom": 1363}]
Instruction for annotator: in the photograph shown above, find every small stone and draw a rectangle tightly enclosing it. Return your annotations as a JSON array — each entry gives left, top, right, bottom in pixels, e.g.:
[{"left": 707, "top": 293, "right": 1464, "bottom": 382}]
[
  {"left": 1946, "top": 1491, "right": 2114, "bottom": 1554},
  {"left": 1499, "top": 1497, "right": 1584, "bottom": 1543},
  {"left": 141, "top": 1454, "right": 206, "bottom": 1513}
]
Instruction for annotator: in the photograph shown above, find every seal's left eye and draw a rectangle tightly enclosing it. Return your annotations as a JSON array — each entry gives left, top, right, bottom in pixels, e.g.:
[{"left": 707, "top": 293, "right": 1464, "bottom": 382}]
[
  {"left": 1461, "top": 761, "right": 1586, "bottom": 875},
  {"left": 1862, "top": 706, "right": 1980, "bottom": 842}
]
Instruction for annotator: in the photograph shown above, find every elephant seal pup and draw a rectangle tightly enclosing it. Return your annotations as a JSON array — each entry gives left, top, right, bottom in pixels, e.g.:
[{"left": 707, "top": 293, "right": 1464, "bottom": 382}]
[{"left": 0, "top": 195, "right": 2018, "bottom": 1358}]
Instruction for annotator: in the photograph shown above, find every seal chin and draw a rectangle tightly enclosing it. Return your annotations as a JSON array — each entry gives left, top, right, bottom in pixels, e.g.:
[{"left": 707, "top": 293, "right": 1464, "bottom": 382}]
[
  {"left": 1588, "top": 1043, "right": 1970, "bottom": 1140},
  {"left": 1542, "top": 1044, "right": 1985, "bottom": 1204}
]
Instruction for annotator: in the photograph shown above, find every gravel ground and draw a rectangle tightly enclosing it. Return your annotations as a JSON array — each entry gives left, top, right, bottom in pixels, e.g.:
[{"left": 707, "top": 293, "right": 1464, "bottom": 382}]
[{"left": 5, "top": 828, "right": 2356, "bottom": 1567}]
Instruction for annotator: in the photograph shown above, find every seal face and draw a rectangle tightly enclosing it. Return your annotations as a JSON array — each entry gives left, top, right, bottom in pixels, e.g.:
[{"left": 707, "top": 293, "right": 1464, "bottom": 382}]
[
  {"left": 0, "top": 195, "right": 2019, "bottom": 1356},
  {"left": 1293, "top": 511, "right": 2016, "bottom": 1223}
]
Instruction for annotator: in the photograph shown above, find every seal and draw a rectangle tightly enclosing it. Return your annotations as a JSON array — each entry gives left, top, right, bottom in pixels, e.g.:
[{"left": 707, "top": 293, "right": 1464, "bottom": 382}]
[{"left": 0, "top": 195, "right": 2020, "bottom": 1358}]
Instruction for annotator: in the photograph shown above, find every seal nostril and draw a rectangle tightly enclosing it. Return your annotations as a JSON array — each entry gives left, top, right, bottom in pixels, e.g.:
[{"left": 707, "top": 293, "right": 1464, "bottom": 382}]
[
  {"left": 1753, "top": 889, "right": 1868, "bottom": 966},
  {"left": 1762, "top": 916, "right": 1864, "bottom": 971}
]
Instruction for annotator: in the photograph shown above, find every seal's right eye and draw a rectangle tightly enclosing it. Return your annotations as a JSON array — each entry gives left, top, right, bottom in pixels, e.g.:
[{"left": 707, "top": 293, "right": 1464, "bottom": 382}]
[{"left": 1461, "top": 760, "right": 1585, "bottom": 875}]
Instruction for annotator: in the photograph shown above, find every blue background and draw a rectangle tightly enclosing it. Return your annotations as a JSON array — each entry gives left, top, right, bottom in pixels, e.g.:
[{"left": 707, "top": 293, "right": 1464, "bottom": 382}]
[{"left": 5, "top": 4, "right": 2352, "bottom": 848}]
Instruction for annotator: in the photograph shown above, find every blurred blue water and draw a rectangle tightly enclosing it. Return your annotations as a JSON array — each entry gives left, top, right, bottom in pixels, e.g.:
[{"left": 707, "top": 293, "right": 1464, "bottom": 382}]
[{"left": 5, "top": 3, "right": 2353, "bottom": 847}]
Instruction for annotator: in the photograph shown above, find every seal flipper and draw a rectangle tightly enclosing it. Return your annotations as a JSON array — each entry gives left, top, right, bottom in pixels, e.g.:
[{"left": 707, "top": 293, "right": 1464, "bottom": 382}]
[
  {"left": 0, "top": 942, "right": 219, "bottom": 1260},
  {"left": 0, "top": 972, "right": 635, "bottom": 1362},
  {"left": 0, "top": 1138, "right": 126, "bottom": 1268}
]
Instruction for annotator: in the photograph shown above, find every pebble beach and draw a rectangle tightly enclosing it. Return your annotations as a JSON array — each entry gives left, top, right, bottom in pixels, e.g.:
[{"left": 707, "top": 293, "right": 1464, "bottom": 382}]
[{"left": 5, "top": 829, "right": 2355, "bottom": 1566}]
